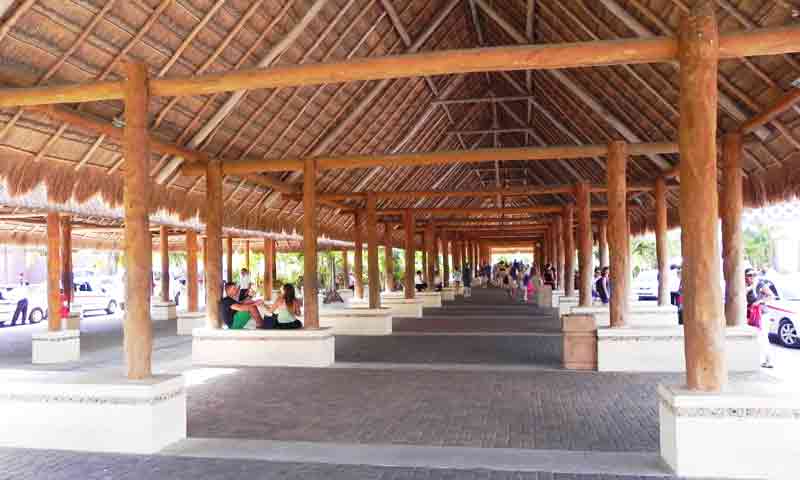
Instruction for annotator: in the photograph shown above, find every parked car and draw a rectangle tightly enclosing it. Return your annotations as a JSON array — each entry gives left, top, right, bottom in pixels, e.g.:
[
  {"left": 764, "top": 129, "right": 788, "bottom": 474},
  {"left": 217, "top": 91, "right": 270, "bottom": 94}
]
[
  {"left": 73, "top": 277, "right": 124, "bottom": 315},
  {"left": 761, "top": 280, "right": 800, "bottom": 349},
  {"left": 0, "top": 283, "right": 48, "bottom": 326},
  {"left": 634, "top": 268, "right": 680, "bottom": 301}
]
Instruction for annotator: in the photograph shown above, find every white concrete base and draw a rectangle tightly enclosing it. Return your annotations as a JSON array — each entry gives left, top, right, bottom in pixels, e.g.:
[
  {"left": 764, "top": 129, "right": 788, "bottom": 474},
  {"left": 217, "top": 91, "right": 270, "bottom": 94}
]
[
  {"left": 349, "top": 297, "right": 424, "bottom": 318},
  {"left": 337, "top": 289, "right": 353, "bottom": 301},
  {"left": 597, "top": 326, "right": 759, "bottom": 372},
  {"left": 62, "top": 310, "right": 81, "bottom": 330},
  {"left": 557, "top": 297, "right": 579, "bottom": 317},
  {"left": 659, "top": 379, "right": 800, "bottom": 479},
  {"left": 192, "top": 327, "right": 334, "bottom": 367},
  {"left": 177, "top": 310, "right": 206, "bottom": 335},
  {"left": 32, "top": 330, "right": 80, "bottom": 364},
  {"left": 441, "top": 287, "right": 456, "bottom": 302},
  {"left": 570, "top": 304, "right": 678, "bottom": 328},
  {"left": 0, "top": 372, "right": 185, "bottom": 454},
  {"left": 535, "top": 285, "right": 553, "bottom": 307},
  {"left": 151, "top": 301, "right": 178, "bottom": 321},
  {"left": 320, "top": 308, "right": 392, "bottom": 335},
  {"left": 382, "top": 291, "right": 442, "bottom": 308}
]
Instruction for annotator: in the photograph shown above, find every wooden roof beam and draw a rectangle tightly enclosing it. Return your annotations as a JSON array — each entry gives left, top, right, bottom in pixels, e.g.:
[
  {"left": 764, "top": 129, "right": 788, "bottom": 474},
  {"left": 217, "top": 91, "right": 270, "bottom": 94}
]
[
  {"left": 1, "top": 26, "right": 799, "bottom": 107},
  {"left": 740, "top": 88, "right": 800, "bottom": 135},
  {"left": 432, "top": 95, "right": 535, "bottom": 105}
]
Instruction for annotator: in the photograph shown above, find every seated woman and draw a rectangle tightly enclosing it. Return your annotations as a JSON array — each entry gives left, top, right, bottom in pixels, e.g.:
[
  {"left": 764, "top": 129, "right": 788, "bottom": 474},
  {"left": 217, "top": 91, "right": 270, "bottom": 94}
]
[
  {"left": 414, "top": 270, "right": 428, "bottom": 292},
  {"left": 220, "top": 282, "right": 269, "bottom": 329},
  {"left": 267, "top": 284, "right": 303, "bottom": 329}
]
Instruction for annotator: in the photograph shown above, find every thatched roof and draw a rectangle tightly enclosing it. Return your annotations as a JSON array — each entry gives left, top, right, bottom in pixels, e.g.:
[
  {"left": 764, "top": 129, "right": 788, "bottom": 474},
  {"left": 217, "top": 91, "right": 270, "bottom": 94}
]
[{"left": 0, "top": 0, "right": 798, "bottom": 243}]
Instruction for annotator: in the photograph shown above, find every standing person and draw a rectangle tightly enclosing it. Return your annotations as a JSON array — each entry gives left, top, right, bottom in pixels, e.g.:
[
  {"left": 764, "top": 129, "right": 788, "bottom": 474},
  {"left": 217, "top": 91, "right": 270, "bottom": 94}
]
[
  {"left": 238, "top": 268, "right": 252, "bottom": 301},
  {"left": 592, "top": 267, "right": 601, "bottom": 302},
  {"left": 10, "top": 282, "right": 29, "bottom": 326},
  {"left": 596, "top": 267, "right": 611, "bottom": 305},
  {"left": 543, "top": 263, "right": 555, "bottom": 289},
  {"left": 433, "top": 270, "right": 443, "bottom": 291},
  {"left": 746, "top": 268, "right": 775, "bottom": 369},
  {"left": 462, "top": 263, "right": 472, "bottom": 298}
]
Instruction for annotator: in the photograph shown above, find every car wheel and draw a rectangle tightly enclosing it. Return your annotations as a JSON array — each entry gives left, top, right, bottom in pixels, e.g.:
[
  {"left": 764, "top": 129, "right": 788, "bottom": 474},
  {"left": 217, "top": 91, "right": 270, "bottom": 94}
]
[
  {"left": 106, "top": 300, "right": 117, "bottom": 315},
  {"left": 777, "top": 319, "right": 799, "bottom": 348},
  {"left": 28, "top": 308, "right": 44, "bottom": 324}
]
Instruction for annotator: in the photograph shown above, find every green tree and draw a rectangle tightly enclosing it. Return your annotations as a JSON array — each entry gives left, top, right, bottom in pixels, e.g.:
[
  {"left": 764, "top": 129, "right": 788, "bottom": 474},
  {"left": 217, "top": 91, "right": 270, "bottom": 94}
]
[{"left": 743, "top": 223, "right": 772, "bottom": 270}]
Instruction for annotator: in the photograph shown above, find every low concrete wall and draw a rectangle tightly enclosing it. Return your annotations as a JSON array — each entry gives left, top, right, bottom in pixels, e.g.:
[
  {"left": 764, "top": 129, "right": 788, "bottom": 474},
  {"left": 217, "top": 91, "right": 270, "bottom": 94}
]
[
  {"left": 561, "top": 314, "right": 596, "bottom": 370},
  {"left": 597, "top": 325, "right": 759, "bottom": 372},
  {"left": 571, "top": 303, "right": 678, "bottom": 328},
  {"left": 32, "top": 330, "right": 80, "bottom": 364},
  {"left": 349, "top": 297, "right": 423, "bottom": 318},
  {"left": 320, "top": 308, "right": 392, "bottom": 335},
  {"left": 192, "top": 327, "right": 335, "bottom": 367},
  {"left": 177, "top": 310, "right": 206, "bottom": 335},
  {"left": 151, "top": 301, "right": 177, "bottom": 322},
  {"left": 0, "top": 372, "right": 185, "bottom": 454},
  {"left": 382, "top": 291, "right": 442, "bottom": 308}
]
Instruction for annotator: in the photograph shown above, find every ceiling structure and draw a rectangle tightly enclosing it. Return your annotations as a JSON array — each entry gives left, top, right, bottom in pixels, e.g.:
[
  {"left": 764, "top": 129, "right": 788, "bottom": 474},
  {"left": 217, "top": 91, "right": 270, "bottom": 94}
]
[{"left": 0, "top": 0, "right": 798, "bottom": 249}]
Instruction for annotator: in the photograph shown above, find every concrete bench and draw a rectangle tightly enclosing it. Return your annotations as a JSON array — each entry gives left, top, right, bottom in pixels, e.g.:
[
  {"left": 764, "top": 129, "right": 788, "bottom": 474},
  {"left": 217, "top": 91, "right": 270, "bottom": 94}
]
[
  {"left": 556, "top": 295, "right": 579, "bottom": 317},
  {"left": 151, "top": 300, "right": 177, "bottom": 321},
  {"left": 597, "top": 325, "right": 759, "bottom": 372},
  {"left": 570, "top": 303, "right": 678, "bottom": 327},
  {"left": 319, "top": 307, "right": 392, "bottom": 335},
  {"left": 349, "top": 296, "right": 424, "bottom": 318},
  {"left": 383, "top": 291, "right": 442, "bottom": 308},
  {"left": 32, "top": 330, "right": 80, "bottom": 364},
  {"left": 177, "top": 310, "right": 206, "bottom": 335},
  {"left": 192, "top": 327, "right": 334, "bottom": 367},
  {"left": 440, "top": 287, "right": 456, "bottom": 302},
  {"left": 0, "top": 371, "right": 185, "bottom": 454}
]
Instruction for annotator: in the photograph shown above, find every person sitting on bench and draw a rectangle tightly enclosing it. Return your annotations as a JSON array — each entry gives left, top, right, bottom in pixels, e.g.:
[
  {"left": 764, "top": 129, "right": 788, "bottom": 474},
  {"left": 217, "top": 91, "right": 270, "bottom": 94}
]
[
  {"left": 220, "top": 282, "right": 269, "bottom": 329},
  {"left": 415, "top": 270, "right": 428, "bottom": 292},
  {"left": 266, "top": 283, "right": 303, "bottom": 329}
]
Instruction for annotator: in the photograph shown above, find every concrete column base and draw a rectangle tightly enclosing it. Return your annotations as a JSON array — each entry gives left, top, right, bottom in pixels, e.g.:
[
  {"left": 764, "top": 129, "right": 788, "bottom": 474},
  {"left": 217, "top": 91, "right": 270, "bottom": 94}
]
[
  {"left": 597, "top": 326, "right": 759, "bottom": 372},
  {"left": 349, "top": 297, "right": 423, "bottom": 318},
  {"left": 571, "top": 304, "right": 678, "bottom": 328},
  {"left": 659, "top": 380, "right": 800, "bottom": 479},
  {"left": 0, "top": 372, "right": 185, "bottom": 454},
  {"left": 441, "top": 287, "right": 456, "bottom": 302},
  {"left": 561, "top": 314, "right": 597, "bottom": 370},
  {"left": 192, "top": 327, "right": 335, "bottom": 367},
  {"left": 382, "top": 291, "right": 442, "bottom": 308},
  {"left": 557, "top": 296, "right": 579, "bottom": 317},
  {"left": 32, "top": 330, "right": 80, "bottom": 364},
  {"left": 337, "top": 289, "right": 353, "bottom": 301},
  {"left": 62, "top": 310, "right": 81, "bottom": 330},
  {"left": 320, "top": 308, "right": 392, "bottom": 335},
  {"left": 151, "top": 301, "right": 177, "bottom": 321},
  {"left": 177, "top": 310, "right": 206, "bottom": 335}
]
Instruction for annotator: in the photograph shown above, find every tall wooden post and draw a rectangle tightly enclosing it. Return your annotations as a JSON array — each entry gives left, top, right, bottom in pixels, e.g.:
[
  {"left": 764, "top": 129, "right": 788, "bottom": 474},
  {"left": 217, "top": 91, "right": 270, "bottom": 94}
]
[
  {"left": 608, "top": 141, "right": 630, "bottom": 328},
  {"left": 576, "top": 183, "right": 592, "bottom": 306},
  {"left": 47, "top": 212, "right": 61, "bottom": 332},
  {"left": 439, "top": 232, "right": 450, "bottom": 287},
  {"left": 432, "top": 227, "right": 440, "bottom": 281},
  {"left": 452, "top": 238, "right": 461, "bottom": 272},
  {"left": 186, "top": 230, "right": 198, "bottom": 312},
  {"left": 341, "top": 249, "right": 349, "bottom": 290},
  {"left": 244, "top": 240, "right": 250, "bottom": 272},
  {"left": 60, "top": 216, "right": 73, "bottom": 305},
  {"left": 555, "top": 216, "right": 564, "bottom": 290},
  {"left": 425, "top": 223, "right": 435, "bottom": 285},
  {"left": 563, "top": 204, "right": 575, "bottom": 297},
  {"left": 205, "top": 159, "right": 223, "bottom": 329},
  {"left": 226, "top": 237, "right": 234, "bottom": 283},
  {"left": 655, "top": 177, "right": 670, "bottom": 307},
  {"left": 679, "top": 3, "right": 726, "bottom": 391},
  {"left": 265, "top": 238, "right": 275, "bottom": 298},
  {"left": 353, "top": 212, "right": 364, "bottom": 299},
  {"left": 122, "top": 62, "right": 152, "bottom": 379},
  {"left": 303, "top": 157, "right": 319, "bottom": 328},
  {"left": 383, "top": 223, "right": 394, "bottom": 292},
  {"left": 160, "top": 225, "right": 170, "bottom": 302},
  {"left": 598, "top": 218, "right": 609, "bottom": 268},
  {"left": 366, "top": 193, "right": 381, "bottom": 308},
  {"left": 404, "top": 209, "right": 415, "bottom": 299},
  {"left": 722, "top": 133, "right": 745, "bottom": 327}
]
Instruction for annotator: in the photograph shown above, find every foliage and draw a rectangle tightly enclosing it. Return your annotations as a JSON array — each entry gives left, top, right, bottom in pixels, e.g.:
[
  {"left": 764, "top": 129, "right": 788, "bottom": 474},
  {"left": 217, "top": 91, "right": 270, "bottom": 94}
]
[{"left": 743, "top": 223, "right": 772, "bottom": 270}]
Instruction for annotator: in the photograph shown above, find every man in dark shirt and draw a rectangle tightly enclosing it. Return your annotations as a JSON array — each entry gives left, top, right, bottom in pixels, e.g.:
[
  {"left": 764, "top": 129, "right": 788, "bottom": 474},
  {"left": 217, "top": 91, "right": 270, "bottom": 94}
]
[
  {"left": 596, "top": 267, "right": 611, "bottom": 304},
  {"left": 220, "top": 282, "right": 268, "bottom": 329}
]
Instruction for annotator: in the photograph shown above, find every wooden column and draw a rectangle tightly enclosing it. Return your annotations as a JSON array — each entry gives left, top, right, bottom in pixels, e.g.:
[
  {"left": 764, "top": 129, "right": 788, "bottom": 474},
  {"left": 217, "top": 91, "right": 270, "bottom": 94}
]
[
  {"left": 452, "top": 238, "right": 461, "bottom": 272},
  {"left": 432, "top": 227, "right": 440, "bottom": 280},
  {"left": 226, "top": 237, "right": 234, "bottom": 283},
  {"left": 404, "top": 209, "right": 415, "bottom": 299},
  {"left": 366, "top": 193, "right": 381, "bottom": 308},
  {"left": 439, "top": 232, "right": 450, "bottom": 287},
  {"left": 341, "top": 249, "right": 349, "bottom": 290},
  {"left": 425, "top": 224, "right": 435, "bottom": 284},
  {"left": 353, "top": 212, "right": 364, "bottom": 299},
  {"left": 186, "top": 230, "right": 198, "bottom": 312},
  {"left": 576, "top": 183, "right": 592, "bottom": 306},
  {"left": 160, "top": 225, "right": 170, "bottom": 302},
  {"left": 563, "top": 204, "right": 575, "bottom": 297},
  {"left": 60, "top": 216, "right": 73, "bottom": 305},
  {"left": 383, "top": 223, "right": 394, "bottom": 292},
  {"left": 555, "top": 216, "right": 564, "bottom": 290},
  {"left": 244, "top": 240, "right": 250, "bottom": 272},
  {"left": 722, "top": 133, "right": 745, "bottom": 327},
  {"left": 680, "top": 3, "right": 726, "bottom": 391},
  {"left": 598, "top": 218, "right": 609, "bottom": 268},
  {"left": 655, "top": 177, "right": 670, "bottom": 307},
  {"left": 608, "top": 141, "right": 630, "bottom": 328},
  {"left": 303, "top": 157, "right": 319, "bottom": 328},
  {"left": 264, "top": 238, "right": 275, "bottom": 298},
  {"left": 122, "top": 62, "right": 153, "bottom": 379},
  {"left": 205, "top": 159, "right": 223, "bottom": 329},
  {"left": 422, "top": 250, "right": 428, "bottom": 282},
  {"left": 46, "top": 212, "right": 61, "bottom": 332}
]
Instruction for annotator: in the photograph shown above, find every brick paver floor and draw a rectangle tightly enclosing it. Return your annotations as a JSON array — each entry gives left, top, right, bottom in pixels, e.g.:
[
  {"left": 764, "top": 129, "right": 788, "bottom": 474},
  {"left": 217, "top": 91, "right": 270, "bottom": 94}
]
[{"left": 188, "top": 367, "right": 675, "bottom": 452}]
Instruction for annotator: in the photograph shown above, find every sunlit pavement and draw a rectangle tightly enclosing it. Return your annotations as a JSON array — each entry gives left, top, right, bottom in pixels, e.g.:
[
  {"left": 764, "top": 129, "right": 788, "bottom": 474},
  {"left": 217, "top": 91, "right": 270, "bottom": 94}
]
[{"left": 765, "top": 342, "right": 800, "bottom": 384}]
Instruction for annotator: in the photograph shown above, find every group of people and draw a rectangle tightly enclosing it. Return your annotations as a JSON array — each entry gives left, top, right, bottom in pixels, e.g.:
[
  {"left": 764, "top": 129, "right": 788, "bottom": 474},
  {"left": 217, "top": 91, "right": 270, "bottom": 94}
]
[
  {"left": 413, "top": 263, "right": 474, "bottom": 297},
  {"left": 219, "top": 268, "right": 303, "bottom": 330},
  {"left": 489, "top": 260, "right": 543, "bottom": 303}
]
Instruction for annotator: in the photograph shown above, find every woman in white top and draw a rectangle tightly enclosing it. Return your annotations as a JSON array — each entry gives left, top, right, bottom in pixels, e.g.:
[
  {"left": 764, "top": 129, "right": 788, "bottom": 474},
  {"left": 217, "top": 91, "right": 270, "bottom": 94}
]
[{"left": 415, "top": 270, "right": 428, "bottom": 292}]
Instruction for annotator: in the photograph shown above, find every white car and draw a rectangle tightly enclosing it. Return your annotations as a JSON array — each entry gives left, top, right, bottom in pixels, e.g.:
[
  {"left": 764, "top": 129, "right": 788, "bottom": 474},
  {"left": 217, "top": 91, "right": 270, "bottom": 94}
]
[
  {"left": 73, "top": 277, "right": 124, "bottom": 316},
  {"left": 762, "top": 281, "right": 800, "bottom": 348},
  {"left": 0, "top": 284, "right": 48, "bottom": 325},
  {"left": 633, "top": 269, "right": 679, "bottom": 301}
]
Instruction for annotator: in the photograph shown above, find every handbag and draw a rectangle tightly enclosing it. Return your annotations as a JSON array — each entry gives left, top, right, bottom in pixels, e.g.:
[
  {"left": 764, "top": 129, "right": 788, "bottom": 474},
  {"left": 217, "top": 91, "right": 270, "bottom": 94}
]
[{"left": 747, "top": 304, "right": 761, "bottom": 329}]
